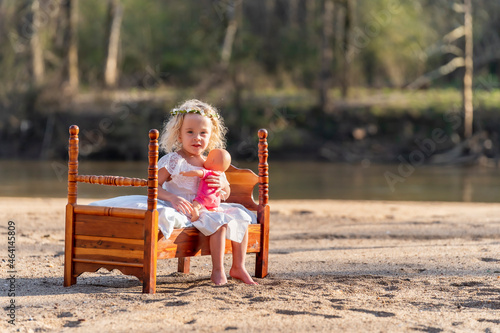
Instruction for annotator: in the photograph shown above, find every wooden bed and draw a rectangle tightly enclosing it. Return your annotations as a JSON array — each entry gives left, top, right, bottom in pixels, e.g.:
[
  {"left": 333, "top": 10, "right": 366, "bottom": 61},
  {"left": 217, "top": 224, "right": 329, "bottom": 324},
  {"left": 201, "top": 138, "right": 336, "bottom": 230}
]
[{"left": 64, "top": 125, "right": 269, "bottom": 294}]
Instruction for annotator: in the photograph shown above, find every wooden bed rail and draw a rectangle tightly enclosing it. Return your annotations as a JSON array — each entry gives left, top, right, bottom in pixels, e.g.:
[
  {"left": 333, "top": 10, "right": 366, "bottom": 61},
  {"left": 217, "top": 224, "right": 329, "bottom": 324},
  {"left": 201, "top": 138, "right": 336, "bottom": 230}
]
[{"left": 76, "top": 175, "right": 148, "bottom": 187}]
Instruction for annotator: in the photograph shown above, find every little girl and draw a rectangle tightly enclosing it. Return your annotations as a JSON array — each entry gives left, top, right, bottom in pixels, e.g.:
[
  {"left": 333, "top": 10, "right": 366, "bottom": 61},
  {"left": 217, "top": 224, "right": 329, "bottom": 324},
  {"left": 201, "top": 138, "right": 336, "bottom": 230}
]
[
  {"left": 92, "top": 99, "right": 257, "bottom": 285},
  {"left": 157, "top": 99, "right": 257, "bottom": 285}
]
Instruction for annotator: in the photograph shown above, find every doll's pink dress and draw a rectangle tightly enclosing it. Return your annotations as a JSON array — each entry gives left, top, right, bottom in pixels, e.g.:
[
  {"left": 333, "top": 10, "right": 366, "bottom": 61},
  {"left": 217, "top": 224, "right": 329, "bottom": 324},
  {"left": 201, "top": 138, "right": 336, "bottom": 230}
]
[
  {"left": 90, "top": 152, "right": 255, "bottom": 242},
  {"left": 194, "top": 169, "right": 223, "bottom": 211}
]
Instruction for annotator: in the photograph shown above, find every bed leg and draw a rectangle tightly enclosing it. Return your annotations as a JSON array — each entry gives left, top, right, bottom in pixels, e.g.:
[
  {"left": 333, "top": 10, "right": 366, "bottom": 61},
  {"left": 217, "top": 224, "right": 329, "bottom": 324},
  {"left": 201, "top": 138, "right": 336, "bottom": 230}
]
[
  {"left": 64, "top": 204, "right": 76, "bottom": 286},
  {"left": 177, "top": 257, "right": 190, "bottom": 274},
  {"left": 143, "top": 210, "right": 158, "bottom": 294},
  {"left": 255, "top": 205, "right": 270, "bottom": 278}
]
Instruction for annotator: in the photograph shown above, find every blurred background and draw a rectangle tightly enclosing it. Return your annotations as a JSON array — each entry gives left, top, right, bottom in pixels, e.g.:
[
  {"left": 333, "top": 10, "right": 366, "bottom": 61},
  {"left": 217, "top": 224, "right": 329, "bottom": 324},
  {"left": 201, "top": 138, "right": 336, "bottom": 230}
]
[{"left": 1, "top": 0, "right": 500, "bottom": 201}]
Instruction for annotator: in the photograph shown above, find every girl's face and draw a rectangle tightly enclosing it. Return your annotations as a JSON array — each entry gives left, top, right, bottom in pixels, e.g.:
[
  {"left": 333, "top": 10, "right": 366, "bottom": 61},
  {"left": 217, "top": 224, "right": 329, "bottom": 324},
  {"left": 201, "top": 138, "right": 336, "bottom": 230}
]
[{"left": 178, "top": 113, "right": 212, "bottom": 156}]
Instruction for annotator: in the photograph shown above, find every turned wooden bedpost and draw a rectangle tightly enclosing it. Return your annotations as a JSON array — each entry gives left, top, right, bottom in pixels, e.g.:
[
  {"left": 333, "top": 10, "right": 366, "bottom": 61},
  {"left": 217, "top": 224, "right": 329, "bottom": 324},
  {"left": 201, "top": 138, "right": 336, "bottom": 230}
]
[
  {"left": 256, "top": 129, "right": 270, "bottom": 278},
  {"left": 67, "top": 125, "right": 79, "bottom": 205},
  {"left": 143, "top": 129, "right": 159, "bottom": 293},
  {"left": 64, "top": 125, "right": 79, "bottom": 286},
  {"left": 147, "top": 129, "right": 159, "bottom": 212}
]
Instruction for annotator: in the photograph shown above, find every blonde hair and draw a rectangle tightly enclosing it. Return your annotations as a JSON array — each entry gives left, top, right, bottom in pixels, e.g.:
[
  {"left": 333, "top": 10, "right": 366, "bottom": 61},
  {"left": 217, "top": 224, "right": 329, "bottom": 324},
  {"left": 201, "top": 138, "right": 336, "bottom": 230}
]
[{"left": 159, "top": 99, "right": 227, "bottom": 153}]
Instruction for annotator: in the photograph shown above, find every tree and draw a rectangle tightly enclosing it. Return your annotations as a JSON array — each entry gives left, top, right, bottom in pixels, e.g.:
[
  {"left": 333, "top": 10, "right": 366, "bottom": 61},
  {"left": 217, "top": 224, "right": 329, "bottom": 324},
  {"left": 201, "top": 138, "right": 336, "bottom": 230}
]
[
  {"left": 62, "top": 0, "right": 79, "bottom": 91},
  {"left": 31, "top": 0, "right": 44, "bottom": 86},
  {"left": 341, "top": 0, "right": 356, "bottom": 98},
  {"left": 406, "top": 0, "right": 474, "bottom": 138},
  {"left": 220, "top": 0, "right": 242, "bottom": 69},
  {"left": 319, "top": 0, "right": 335, "bottom": 113},
  {"left": 104, "top": 0, "right": 123, "bottom": 88},
  {"left": 463, "top": 0, "right": 473, "bottom": 138}
]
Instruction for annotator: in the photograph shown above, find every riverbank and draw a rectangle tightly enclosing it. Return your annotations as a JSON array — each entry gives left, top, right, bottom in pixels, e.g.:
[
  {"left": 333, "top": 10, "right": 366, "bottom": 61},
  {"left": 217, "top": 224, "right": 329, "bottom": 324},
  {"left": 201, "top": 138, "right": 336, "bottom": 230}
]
[
  {"left": 3, "top": 87, "right": 500, "bottom": 162},
  {"left": 1, "top": 198, "right": 499, "bottom": 332}
]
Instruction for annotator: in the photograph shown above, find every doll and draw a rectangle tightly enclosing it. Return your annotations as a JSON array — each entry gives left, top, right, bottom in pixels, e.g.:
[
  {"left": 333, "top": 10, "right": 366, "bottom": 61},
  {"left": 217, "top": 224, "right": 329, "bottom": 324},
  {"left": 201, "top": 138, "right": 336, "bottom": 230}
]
[{"left": 180, "top": 148, "right": 232, "bottom": 222}]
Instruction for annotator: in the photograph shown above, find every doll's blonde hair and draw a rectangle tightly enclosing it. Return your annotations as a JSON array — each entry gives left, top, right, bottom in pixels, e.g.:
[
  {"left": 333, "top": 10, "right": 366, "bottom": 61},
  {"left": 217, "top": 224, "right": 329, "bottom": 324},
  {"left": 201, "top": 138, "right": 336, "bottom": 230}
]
[{"left": 159, "top": 99, "right": 227, "bottom": 153}]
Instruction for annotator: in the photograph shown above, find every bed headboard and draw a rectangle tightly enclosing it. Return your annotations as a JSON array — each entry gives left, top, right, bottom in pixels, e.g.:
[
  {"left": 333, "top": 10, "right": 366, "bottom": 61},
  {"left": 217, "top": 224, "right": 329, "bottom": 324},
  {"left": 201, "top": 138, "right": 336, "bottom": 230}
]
[{"left": 225, "top": 129, "right": 269, "bottom": 211}]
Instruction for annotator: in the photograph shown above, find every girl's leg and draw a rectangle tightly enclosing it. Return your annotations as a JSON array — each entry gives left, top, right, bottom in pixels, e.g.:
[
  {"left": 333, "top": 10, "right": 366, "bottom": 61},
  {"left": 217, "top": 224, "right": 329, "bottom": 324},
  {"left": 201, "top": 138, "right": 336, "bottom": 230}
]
[
  {"left": 210, "top": 225, "right": 228, "bottom": 285},
  {"left": 229, "top": 230, "right": 258, "bottom": 285}
]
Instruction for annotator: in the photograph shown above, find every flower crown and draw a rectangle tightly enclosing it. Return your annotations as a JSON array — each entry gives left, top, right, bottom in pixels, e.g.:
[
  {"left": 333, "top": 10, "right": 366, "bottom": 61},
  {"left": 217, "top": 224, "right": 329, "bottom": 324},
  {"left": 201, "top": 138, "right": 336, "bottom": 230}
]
[{"left": 170, "top": 108, "right": 220, "bottom": 119}]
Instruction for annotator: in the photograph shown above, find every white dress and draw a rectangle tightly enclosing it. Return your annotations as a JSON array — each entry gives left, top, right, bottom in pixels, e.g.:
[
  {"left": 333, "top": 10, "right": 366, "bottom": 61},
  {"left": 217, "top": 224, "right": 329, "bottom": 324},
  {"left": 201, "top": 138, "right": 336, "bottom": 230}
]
[{"left": 89, "top": 152, "right": 256, "bottom": 243}]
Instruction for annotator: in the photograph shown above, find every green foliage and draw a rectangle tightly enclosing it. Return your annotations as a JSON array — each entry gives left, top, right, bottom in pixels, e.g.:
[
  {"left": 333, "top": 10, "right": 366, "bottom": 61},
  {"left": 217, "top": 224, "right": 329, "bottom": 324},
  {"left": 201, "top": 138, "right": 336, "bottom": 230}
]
[
  {"left": 2, "top": 0, "right": 499, "bottom": 90},
  {"left": 1, "top": 0, "right": 500, "bottom": 160}
]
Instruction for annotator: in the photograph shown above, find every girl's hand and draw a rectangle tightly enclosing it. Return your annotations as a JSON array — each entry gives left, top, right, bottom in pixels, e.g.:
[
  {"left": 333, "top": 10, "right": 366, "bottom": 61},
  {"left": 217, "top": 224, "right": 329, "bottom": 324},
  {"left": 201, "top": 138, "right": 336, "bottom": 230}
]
[
  {"left": 205, "top": 171, "right": 222, "bottom": 189},
  {"left": 170, "top": 196, "right": 193, "bottom": 215},
  {"left": 206, "top": 172, "right": 231, "bottom": 199}
]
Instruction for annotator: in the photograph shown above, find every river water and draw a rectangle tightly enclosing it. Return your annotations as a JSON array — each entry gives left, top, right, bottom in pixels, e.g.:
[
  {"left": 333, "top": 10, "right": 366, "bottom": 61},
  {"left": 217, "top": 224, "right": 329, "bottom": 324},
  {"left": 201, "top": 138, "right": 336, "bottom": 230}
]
[{"left": 1, "top": 160, "right": 500, "bottom": 202}]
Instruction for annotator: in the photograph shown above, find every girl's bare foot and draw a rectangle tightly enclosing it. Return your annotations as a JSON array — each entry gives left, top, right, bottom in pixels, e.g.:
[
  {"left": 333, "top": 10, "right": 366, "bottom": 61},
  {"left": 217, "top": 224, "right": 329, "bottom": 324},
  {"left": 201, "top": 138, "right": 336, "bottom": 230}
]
[
  {"left": 211, "top": 269, "right": 228, "bottom": 285},
  {"left": 229, "top": 267, "right": 258, "bottom": 285}
]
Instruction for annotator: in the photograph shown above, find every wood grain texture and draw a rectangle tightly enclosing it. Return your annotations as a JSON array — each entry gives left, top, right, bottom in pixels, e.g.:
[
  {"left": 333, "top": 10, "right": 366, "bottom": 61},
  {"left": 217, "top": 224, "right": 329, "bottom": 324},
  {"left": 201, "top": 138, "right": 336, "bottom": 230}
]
[
  {"left": 177, "top": 257, "right": 190, "bottom": 274},
  {"left": 74, "top": 205, "right": 146, "bottom": 219},
  {"left": 256, "top": 205, "right": 270, "bottom": 278},
  {"left": 225, "top": 165, "right": 259, "bottom": 211},
  {"left": 73, "top": 247, "right": 144, "bottom": 263},
  {"left": 74, "top": 234, "right": 144, "bottom": 249},
  {"left": 73, "top": 261, "right": 144, "bottom": 282},
  {"left": 76, "top": 175, "right": 147, "bottom": 187},
  {"left": 67, "top": 125, "right": 79, "bottom": 205},
  {"left": 256, "top": 128, "right": 270, "bottom": 277},
  {"left": 143, "top": 209, "right": 158, "bottom": 293},
  {"left": 74, "top": 214, "right": 144, "bottom": 239},
  {"left": 258, "top": 129, "right": 269, "bottom": 206},
  {"left": 147, "top": 129, "right": 159, "bottom": 211},
  {"left": 64, "top": 203, "right": 76, "bottom": 286},
  {"left": 143, "top": 130, "right": 159, "bottom": 293}
]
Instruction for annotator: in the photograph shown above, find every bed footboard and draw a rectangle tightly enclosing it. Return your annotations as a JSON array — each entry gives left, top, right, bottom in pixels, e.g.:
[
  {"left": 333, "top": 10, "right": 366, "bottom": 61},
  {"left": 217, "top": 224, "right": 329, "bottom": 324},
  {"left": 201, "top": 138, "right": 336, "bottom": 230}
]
[{"left": 64, "top": 125, "right": 159, "bottom": 293}]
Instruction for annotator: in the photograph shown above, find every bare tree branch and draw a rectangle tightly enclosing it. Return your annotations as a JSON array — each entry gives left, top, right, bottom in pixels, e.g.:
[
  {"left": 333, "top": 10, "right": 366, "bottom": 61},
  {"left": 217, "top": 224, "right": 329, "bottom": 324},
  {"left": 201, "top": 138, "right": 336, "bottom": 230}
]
[{"left": 407, "top": 57, "right": 465, "bottom": 89}]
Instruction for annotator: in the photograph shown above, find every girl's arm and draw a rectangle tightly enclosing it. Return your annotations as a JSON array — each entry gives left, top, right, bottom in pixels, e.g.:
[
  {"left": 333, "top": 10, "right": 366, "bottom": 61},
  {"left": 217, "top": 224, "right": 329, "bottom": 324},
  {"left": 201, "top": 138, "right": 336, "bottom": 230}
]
[
  {"left": 220, "top": 181, "right": 231, "bottom": 201},
  {"left": 158, "top": 167, "right": 193, "bottom": 215}
]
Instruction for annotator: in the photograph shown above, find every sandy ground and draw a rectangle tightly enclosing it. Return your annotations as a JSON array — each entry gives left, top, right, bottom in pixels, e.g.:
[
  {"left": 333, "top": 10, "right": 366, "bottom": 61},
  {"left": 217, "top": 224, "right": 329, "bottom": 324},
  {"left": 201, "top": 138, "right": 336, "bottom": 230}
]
[{"left": 1, "top": 197, "right": 499, "bottom": 332}]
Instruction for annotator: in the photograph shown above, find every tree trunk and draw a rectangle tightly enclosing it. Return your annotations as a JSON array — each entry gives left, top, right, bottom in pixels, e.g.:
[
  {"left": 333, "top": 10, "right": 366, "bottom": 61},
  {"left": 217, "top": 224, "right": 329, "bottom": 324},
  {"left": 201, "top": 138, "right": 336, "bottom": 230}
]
[
  {"left": 289, "top": 0, "right": 299, "bottom": 30},
  {"left": 341, "top": 0, "right": 355, "bottom": 99},
  {"left": 31, "top": 0, "right": 45, "bottom": 86},
  {"left": 196, "top": 0, "right": 241, "bottom": 95},
  {"left": 305, "top": 0, "right": 317, "bottom": 58},
  {"left": 305, "top": 0, "right": 316, "bottom": 28},
  {"left": 46, "top": 1, "right": 62, "bottom": 49},
  {"left": 63, "top": 0, "right": 79, "bottom": 92},
  {"left": 220, "top": 0, "right": 242, "bottom": 69},
  {"left": 319, "top": 0, "right": 335, "bottom": 113},
  {"left": 104, "top": 0, "right": 123, "bottom": 88},
  {"left": 68, "top": 0, "right": 79, "bottom": 90},
  {"left": 463, "top": 0, "right": 473, "bottom": 138},
  {"left": 265, "top": 0, "right": 276, "bottom": 35}
]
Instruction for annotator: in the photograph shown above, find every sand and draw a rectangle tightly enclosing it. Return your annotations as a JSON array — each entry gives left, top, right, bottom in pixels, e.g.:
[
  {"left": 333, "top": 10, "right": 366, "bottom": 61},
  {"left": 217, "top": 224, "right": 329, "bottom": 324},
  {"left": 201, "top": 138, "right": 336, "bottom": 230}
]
[{"left": 1, "top": 198, "right": 499, "bottom": 332}]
